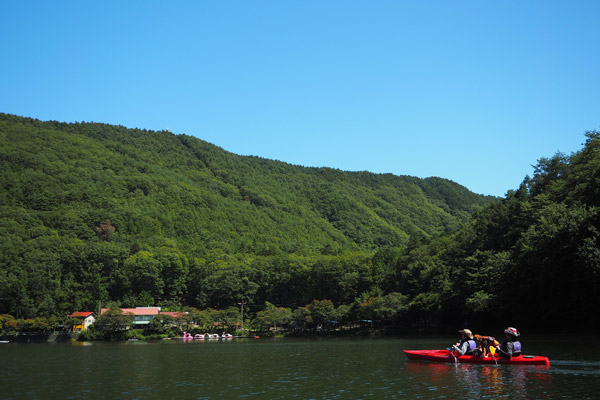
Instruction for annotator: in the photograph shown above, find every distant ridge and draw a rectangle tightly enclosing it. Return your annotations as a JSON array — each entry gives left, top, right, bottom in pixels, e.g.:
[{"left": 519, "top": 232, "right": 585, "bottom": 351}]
[{"left": 0, "top": 112, "right": 494, "bottom": 253}]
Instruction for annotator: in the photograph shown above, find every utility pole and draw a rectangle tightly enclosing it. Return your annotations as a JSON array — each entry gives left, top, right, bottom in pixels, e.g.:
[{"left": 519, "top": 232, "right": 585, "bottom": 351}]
[{"left": 238, "top": 301, "right": 247, "bottom": 333}]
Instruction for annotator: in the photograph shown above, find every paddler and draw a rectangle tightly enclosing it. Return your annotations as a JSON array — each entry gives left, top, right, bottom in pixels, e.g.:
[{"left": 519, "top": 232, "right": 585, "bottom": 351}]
[
  {"left": 452, "top": 329, "right": 477, "bottom": 355},
  {"left": 473, "top": 334, "right": 500, "bottom": 357},
  {"left": 495, "top": 326, "right": 522, "bottom": 358}
]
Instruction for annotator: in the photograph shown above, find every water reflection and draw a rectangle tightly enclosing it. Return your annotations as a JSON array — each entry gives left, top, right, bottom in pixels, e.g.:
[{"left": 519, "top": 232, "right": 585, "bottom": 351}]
[
  {"left": 4, "top": 338, "right": 600, "bottom": 399},
  {"left": 404, "top": 361, "right": 553, "bottom": 399}
]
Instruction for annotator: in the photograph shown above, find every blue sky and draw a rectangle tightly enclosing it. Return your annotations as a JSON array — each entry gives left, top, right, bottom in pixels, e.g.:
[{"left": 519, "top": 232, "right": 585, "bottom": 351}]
[{"left": 1, "top": 1, "right": 598, "bottom": 196}]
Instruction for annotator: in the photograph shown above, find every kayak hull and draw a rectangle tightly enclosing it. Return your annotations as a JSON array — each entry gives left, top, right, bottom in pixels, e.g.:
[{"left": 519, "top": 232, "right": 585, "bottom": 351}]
[{"left": 404, "top": 349, "right": 550, "bottom": 366}]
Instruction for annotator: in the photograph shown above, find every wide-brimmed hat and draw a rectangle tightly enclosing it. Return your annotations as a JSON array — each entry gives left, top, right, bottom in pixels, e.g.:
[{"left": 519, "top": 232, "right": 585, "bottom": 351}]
[
  {"left": 458, "top": 329, "right": 474, "bottom": 339},
  {"left": 504, "top": 327, "right": 520, "bottom": 337}
]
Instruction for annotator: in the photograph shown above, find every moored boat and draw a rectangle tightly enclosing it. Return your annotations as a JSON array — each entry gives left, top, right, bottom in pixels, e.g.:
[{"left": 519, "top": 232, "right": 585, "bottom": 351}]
[{"left": 404, "top": 349, "right": 550, "bottom": 366}]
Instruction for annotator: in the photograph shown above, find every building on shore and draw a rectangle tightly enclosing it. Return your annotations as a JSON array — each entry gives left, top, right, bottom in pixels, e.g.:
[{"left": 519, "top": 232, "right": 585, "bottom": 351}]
[
  {"left": 100, "top": 307, "right": 183, "bottom": 329},
  {"left": 68, "top": 311, "right": 96, "bottom": 332}
]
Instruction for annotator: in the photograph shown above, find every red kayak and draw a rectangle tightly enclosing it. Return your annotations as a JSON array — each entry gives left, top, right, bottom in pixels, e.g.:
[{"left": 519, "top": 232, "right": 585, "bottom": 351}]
[{"left": 404, "top": 349, "right": 550, "bottom": 366}]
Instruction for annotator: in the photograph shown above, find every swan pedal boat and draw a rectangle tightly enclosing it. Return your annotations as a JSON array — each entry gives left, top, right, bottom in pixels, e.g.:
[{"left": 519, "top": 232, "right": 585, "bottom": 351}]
[{"left": 403, "top": 349, "right": 550, "bottom": 366}]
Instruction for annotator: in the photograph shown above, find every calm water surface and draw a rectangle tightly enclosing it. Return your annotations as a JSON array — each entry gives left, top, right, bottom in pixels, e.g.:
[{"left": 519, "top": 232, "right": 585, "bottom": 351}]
[{"left": 2, "top": 335, "right": 600, "bottom": 399}]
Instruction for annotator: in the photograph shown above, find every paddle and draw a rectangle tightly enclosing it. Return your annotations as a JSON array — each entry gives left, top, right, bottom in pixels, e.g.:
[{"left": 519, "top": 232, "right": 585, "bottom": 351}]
[{"left": 447, "top": 346, "right": 459, "bottom": 364}]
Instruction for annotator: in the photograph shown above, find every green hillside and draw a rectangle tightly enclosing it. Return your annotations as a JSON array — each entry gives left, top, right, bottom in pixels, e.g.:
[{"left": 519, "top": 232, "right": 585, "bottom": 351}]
[
  {"left": 0, "top": 113, "right": 493, "bottom": 317},
  {"left": 0, "top": 114, "right": 492, "bottom": 252}
]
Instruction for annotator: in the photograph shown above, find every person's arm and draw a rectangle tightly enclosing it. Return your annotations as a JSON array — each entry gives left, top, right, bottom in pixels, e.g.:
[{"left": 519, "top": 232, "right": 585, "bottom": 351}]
[
  {"left": 454, "top": 340, "right": 469, "bottom": 355},
  {"left": 496, "top": 341, "right": 514, "bottom": 358}
]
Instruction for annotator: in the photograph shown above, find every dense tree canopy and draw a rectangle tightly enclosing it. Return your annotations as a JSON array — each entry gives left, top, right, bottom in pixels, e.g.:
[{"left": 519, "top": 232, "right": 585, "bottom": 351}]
[
  {"left": 0, "top": 113, "right": 491, "bottom": 320},
  {"left": 441, "top": 132, "right": 600, "bottom": 329},
  {"left": 1, "top": 113, "right": 598, "bottom": 331}
]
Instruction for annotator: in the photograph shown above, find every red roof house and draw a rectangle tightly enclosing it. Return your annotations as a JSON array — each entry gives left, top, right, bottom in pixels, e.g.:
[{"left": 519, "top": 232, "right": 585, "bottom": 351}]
[
  {"left": 100, "top": 307, "right": 162, "bottom": 327},
  {"left": 68, "top": 311, "right": 96, "bottom": 332},
  {"left": 99, "top": 307, "right": 185, "bottom": 327}
]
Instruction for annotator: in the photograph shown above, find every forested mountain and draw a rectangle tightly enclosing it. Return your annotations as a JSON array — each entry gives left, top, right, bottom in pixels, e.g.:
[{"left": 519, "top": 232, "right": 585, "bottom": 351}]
[
  {"left": 0, "top": 113, "right": 493, "bottom": 319},
  {"left": 5, "top": 114, "right": 597, "bottom": 332}
]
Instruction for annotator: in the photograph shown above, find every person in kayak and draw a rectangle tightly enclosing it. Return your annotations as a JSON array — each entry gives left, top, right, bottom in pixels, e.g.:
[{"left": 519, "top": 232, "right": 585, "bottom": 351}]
[
  {"left": 473, "top": 335, "right": 500, "bottom": 358},
  {"left": 495, "top": 327, "right": 522, "bottom": 358},
  {"left": 452, "top": 329, "right": 477, "bottom": 355}
]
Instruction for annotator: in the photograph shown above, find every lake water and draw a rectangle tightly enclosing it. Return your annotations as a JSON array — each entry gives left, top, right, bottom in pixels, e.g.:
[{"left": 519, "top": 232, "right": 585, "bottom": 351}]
[{"left": 2, "top": 335, "right": 600, "bottom": 399}]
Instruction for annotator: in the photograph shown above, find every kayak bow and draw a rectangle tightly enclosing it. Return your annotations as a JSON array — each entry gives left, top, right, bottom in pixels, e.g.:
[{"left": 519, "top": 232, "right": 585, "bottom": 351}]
[{"left": 404, "top": 349, "right": 550, "bottom": 366}]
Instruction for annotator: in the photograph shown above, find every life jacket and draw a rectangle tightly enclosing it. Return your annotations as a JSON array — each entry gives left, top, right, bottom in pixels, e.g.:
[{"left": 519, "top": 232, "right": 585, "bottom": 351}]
[
  {"left": 513, "top": 341, "right": 522, "bottom": 355},
  {"left": 466, "top": 339, "right": 477, "bottom": 354},
  {"left": 475, "top": 336, "right": 499, "bottom": 357},
  {"left": 478, "top": 335, "right": 497, "bottom": 343}
]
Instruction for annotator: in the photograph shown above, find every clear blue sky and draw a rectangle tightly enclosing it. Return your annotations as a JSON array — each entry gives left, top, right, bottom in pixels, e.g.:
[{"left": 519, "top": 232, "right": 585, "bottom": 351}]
[{"left": 1, "top": 1, "right": 598, "bottom": 196}]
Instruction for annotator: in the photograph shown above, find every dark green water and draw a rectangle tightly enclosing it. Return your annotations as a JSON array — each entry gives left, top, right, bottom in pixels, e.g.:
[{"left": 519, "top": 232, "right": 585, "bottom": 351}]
[{"left": 2, "top": 335, "right": 599, "bottom": 399}]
